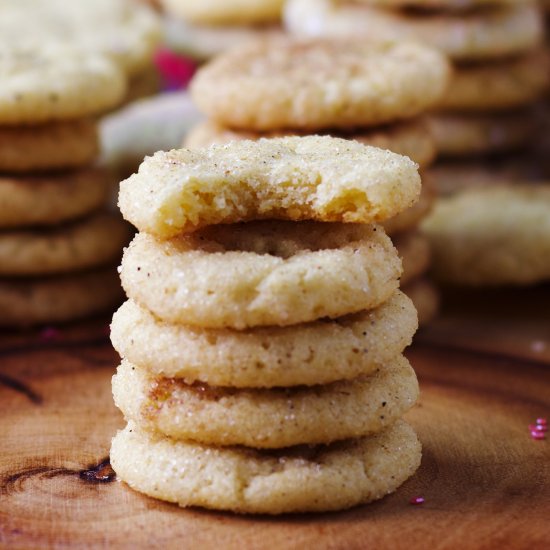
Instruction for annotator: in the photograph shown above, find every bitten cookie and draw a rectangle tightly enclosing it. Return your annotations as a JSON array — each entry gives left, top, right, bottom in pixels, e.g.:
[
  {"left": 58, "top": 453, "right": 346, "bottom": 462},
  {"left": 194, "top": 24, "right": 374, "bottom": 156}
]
[
  {"left": 422, "top": 185, "right": 550, "bottom": 286},
  {"left": 113, "top": 355, "right": 418, "bottom": 448},
  {"left": 190, "top": 37, "right": 450, "bottom": 130},
  {"left": 110, "top": 420, "right": 421, "bottom": 514},
  {"left": 0, "top": 213, "right": 132, "bottom": 277},
  {"left": 119, "top": 136, "right": 421, "bottom": 238},
  {"left": 120, "top": 222, "right": 402, "bottom": 328},
  {"left": 111, "top": 290, "right": 417, "bottom": 387},
  {"left": 0, "top": 168, "right": 110, "bottom": 229}
]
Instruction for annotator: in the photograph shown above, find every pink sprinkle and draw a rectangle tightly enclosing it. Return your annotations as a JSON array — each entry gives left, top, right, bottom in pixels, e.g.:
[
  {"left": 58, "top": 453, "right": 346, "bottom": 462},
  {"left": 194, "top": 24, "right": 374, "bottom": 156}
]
[
  {"left": 531, "top": 430, "right": 546, "bottom": 441},
  {"left": 536, "top": 418, "right": 547, "bottom": 426},
  {"left": 529, "top": 424, "right": 548, "bottom": 433},
  {"left": 40, "top": 326, "right": 60, "bottom": 341},
  {"left": 410, "top": 496, "right": 425, "bottom": 505}
]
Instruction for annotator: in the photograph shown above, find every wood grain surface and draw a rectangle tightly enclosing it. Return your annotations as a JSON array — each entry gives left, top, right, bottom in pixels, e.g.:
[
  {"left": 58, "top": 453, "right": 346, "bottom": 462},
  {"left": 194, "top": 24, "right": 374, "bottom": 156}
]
[{"left": 0, "top": 286, "right": 549, "bottom": 549}]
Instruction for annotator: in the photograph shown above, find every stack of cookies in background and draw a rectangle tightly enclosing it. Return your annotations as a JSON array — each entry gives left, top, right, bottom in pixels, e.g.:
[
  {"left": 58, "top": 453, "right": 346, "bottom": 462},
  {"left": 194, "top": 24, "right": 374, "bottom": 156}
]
[
  {"left": 185, "top": 36, "right": 450, "bottom": 323},
  {"left": 159, "top": 0, "right": 284, "bottom": 63},
  {"left": 110, "top": 136, "right": 424, "bottom": 514},
  {"left": 0, "top": 48, "right": 133, "bottom": 328}
]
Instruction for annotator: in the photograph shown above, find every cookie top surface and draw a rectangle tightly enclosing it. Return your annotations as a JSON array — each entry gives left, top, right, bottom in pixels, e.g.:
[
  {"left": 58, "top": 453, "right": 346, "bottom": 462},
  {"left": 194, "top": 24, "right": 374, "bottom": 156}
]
[
  {"left": 120, "top": 221, "right": 402, "bottom": 328},
  {"left": 0, "top": 48, "right": 126, "bottom": 124},
  {"left": 110, "top": 290, "right": 417, "bottom": 387},
  {"left": 119, "top": 136, "right": 421, "bottom": 238},
  {"left": 113, "top": 355, "right": 418, "bottom": 448},
  {"left": 190, "top": 37, "right": 450, "bottom": 130},
  {"left": 0, "top": 0, "right": 161, "bottom": 77},
  {"left": 284, "top": 0, "right": 544, "bottom": 61},
  {"left": 160, "top": 0, "right": 284, "bottom": 25},
  {"left": 110, "top": 420, "right": 421, "bottom": 514},
  {"left": 422, "top": 185, "right": 550, "bottom": 286}
]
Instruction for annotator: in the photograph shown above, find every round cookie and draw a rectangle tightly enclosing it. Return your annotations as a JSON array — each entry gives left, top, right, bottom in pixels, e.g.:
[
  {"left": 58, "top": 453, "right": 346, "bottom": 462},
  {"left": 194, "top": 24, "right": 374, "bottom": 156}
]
[
  {"left": 402, "top": 277, "right": 439, "bottom": 326},
  {"left": 190, "top": 37, "right": 450, "bottom": 131},
  {"left": 0, "top": 47, "right": 126, "bottom": 125},
  {"left": 160, "top": 0, "right": 284, "bottom": 25},
  {"left": 353, "top": 0, "right": 518, "bottom": 7},
  {"left": 426, "top": 159, "right": 543, "bottom": 197},
  {"left": 0, "top": 266, "right": 123, "bottom": 328},
  {"left": 163, "top": 16, "right": 281, "bottom": 61},
  {"left": 0, "top": 0, "right": 161, "bottom": 78},
  {"left": 119, "top": 136, "right": 422, "bottom": 238},
  {"left": 427, "top": 112, "right": 535, "bottom": 157},
  {"left": 438, "top": 50, "right": 550, "bottom": 112},
  {"left": 184, "top": 119, "right": 437, "bottom": 168},
  {"left": 422, "top": 185, "right": 550, "bottom": 286},
  {"left": 111, "top": 290, "right": 417, "bottom": 387},
  {"left": 394, "top": 231, "right": 431, "bottom": 286},
  {"left": 0, "top": 168, "right": 111, "bottom": 229},
  {"left": 0, "top": 213, "right": 132, "bottom": 277},
  {"left": 120, "top": 222, "right": 402, "bottom": 329},
  {"left": 0, "top": 118, "right": 98, "bottom": 172},
  {"left": 383, "top": 173, "right": 435, "bottom": 235},
  {"left": 110, "top": 419, "right": 422, "bottom": 514},
  {"left": 113, "top": 355, "right": 418, "bottom": 448},
  {"left": 284, "top": 0, "right": 544, "bottom": 61}
]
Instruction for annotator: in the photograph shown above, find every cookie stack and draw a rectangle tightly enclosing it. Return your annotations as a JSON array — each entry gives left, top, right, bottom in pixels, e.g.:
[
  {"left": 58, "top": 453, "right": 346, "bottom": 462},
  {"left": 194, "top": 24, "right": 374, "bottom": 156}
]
[
  {"left": 284, "top": 0, "right": 547, "bottom": 171},
  {"left": 0, "top": 48, "right": 133, "bottom": 327},
  {"left": 110, "top": 136, "right": 424, "bottom": 514},
  {"left": 185, "top": 36, "right": 449, "bottom": 323}
]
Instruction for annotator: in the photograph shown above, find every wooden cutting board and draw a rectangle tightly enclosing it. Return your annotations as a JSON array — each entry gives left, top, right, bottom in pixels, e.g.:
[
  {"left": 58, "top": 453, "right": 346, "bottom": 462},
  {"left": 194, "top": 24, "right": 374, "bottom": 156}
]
[{"left": 1, "top": 286, "right": 549, "bottom": 549}]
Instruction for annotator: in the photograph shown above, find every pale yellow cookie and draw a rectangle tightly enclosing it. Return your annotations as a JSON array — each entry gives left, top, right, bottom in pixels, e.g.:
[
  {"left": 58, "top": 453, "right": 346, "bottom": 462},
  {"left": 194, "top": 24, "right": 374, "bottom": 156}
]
[
  {"left": 160, "top": 0, "right": 285, "bottom": 25},
  {"left": 0, "top": 118, "right": 98, "bottom": 172},
  {"left": 0, "top": 266, "right": 123, "bottom": 327},
  {"left": 428, "top": 111, "right": 535, "bottom": 157},
  {"left": 0, "top": 47, "right": 126, "bottom": 125},
  {"left": 119, "top": 136, "right": 421, "bottom": 238},
  {"left": 383, "top": 173, "right": 436, "bottom": 235},
  {"left": 422, "top": 185, "right": 550, "bottom": 286},
  {"left": 110, "top": 290, "right": 417, "bottom": 387},
  {"left": 0, "top": 0, "right": 161, "bottom": 77},
  {"left": 394, "top": 231, "right": 431, "bottom": 286},
  {"left": 121, "top": 222, "right": 402, "bottom": 329},
  {"left": 184, "top": 119, "right": 437, "bottom": 168},
  {"left": 163, "top": 16, "right": 281, "bottom": 61},
  {"left": 426, "top": 160, "right": 540, "bottom": 197},
  {"left": 113, "top": 355, "right": 418, "bottom": 448},
  {"left": 284, "top": 0, "right": 544, "bottom": 60},
  {"left": 402, "top": 277, "right": 439, "bottom": 326},
  {"left": 0, "top": 168, "right": 110, "bottom": 229},
  {"left": 438, "top": 50, "right": 550, "bottom": 112},
  {"left": 0, "top": 213, "right": 132, "bottom": 277},
  {"left": 190, "top": 37, "right": 450, "bottom": 130},
  {"left": 110, "top": 419, "right": 421, "bottom": 514}
]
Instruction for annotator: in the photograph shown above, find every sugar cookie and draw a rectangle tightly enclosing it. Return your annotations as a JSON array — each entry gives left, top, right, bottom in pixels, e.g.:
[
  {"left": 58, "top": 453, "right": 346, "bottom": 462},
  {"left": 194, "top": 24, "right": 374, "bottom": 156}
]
[
  {"left": 120, "top": 222, "right": 402, "bottom": 329},
  {"left": 110, "top": 420, "right": 421, "bottom": 514},
  {"left": 110, "top": 290, "right": 417, "bottom": 387},
  {"left": 190, "top": 37, "right": 450, "bottom": 130},
  {"left": 119, "top": 136, "right": 421, "bottom": 238}
]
